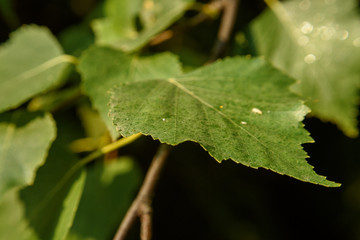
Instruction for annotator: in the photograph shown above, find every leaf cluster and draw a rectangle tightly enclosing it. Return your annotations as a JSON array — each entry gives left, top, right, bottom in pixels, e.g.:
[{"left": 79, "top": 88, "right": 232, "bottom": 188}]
[{"left": 0, "top": 0, "right": 359, "bottom": 239}]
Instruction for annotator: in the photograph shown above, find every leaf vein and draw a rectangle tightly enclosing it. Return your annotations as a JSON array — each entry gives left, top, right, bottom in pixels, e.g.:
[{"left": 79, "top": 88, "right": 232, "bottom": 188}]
[
  {"left": 2, "top": 55, "right": 76, "bottom": 85},
  {"left": 167, "top": 78, "right": 272, "bottom": 153}
]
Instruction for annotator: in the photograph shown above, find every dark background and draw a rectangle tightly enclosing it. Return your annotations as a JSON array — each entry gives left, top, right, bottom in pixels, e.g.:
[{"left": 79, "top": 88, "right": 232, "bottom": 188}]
[{"left": 1, "top": 0, "right": 359, "bottom": 239}]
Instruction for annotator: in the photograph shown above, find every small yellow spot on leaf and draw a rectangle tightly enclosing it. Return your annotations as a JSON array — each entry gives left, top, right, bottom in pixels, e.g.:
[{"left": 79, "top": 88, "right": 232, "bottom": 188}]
[
  {"left": 143, "top": 0, "right": 154, "bottom": 9},
  {"left": 251, "top": 108, "right": 263, "bottom": 115}
]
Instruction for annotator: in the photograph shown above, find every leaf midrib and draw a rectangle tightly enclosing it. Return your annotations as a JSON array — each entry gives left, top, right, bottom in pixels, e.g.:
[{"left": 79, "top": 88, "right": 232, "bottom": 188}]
[
  {"left": 167, "top": 78, "right": 272, "bottom": 152},
  {"left": 0, "top": 55, "right": 74, "bottom": 85}
]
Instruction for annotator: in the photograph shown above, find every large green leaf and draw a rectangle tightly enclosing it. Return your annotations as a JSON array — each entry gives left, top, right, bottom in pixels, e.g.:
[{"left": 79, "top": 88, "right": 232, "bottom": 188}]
[
  {"left": 17, "top": 113, "right": 87, "bottom": 240},
  {"left": 78, "top": 46, "right": 182, "bottom": 139},
  {"left": 0, "top": 25, "right": 74, "bottom": 112},
  {"left": 0, "top": 111, "right": 56, "bottom": 199},
  {"left": 105, "top": 56, "right": 339, "bottom": 187},
  {"left": 67, "top": 157, "right": 141, "bottom": 240},
  {"left": 92, "top": 0, "right": 193, "bottom": 52},
  {"left": 251, "top": 0, "right": 360, "bottom": 137},
  {"left": 52, "top": 172, "right": 86, "bottom": 240}
]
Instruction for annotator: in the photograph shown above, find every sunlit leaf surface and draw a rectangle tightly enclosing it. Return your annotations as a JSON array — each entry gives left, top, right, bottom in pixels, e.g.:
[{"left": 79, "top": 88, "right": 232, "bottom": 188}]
[{"left": 251, "top": 0, "right": 360, "bottom": 137}]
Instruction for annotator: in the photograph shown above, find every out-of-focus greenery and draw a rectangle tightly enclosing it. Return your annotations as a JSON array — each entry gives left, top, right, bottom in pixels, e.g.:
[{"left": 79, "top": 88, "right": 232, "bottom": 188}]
[{"left": 0, "top": 0, "right": 359, "bottom": 239}]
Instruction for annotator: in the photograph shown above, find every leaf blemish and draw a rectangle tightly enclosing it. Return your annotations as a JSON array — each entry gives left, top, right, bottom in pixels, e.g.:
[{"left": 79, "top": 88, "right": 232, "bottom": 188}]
[{"left": 251, "top": 108, "right": 263, "bottom": 115}]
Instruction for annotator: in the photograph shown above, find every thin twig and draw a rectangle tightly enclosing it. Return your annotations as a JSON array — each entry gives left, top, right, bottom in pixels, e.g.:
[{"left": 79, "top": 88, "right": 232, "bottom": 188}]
[
  {"left": 139, "top": 202, "right": 152, "bottom": 240},
  {"left": 113, "top": 144, "right": 172, "bottom": 240},
  {"left": 208, "top": 0, "right": 240, "bottom": 63}
]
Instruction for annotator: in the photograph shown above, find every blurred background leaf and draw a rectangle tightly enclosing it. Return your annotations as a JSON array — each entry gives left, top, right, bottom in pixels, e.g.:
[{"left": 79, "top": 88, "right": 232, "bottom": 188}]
[
  {"left": 78, "top": 46, "right": 182, "bottom": 139},
  {"left": 92, "top": 0, "right": 194, "bottom": 51},
  {"left": 67, "top": 157, "right": 141, "bottom": 240},
  {"left": 251, "top": 0, "right": 360, "bottom": 137},
  {"left": 0, "top": 111, "right": 56, "bottom": 198},
  {"left": 0, "top": 25, "right": 73, "bottom": 112},
  {"left": 0, "top": 0, "right": 359, "bottom": 239}
]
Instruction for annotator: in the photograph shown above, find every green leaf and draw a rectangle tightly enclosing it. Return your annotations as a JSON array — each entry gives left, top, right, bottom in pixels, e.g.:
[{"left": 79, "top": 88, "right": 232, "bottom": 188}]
[
  {"left": 92, "top": 0, "right": 193, "bottom": 52},
  {"left": 0, "top": 173, "right": 85, "bottom": 240},
  {"left": 78, "top": 46, "right": 182, "bottom": 139},
  {"left": 250, "top": 0, "right": 360, "bottom": 137},
  {"left": 0, "top": 111, "right": 56, "bottom": 199},
  {"left": 67, "top": 157, "right": 141, "bottom": 240},
  {"left": 77, "top": 103, "right": 108, "bottom": 139},
  {"left": 52, "top": 172, "right": 86, "bottom": 240},
  {"left": 0, "top": 190, "right": 38, "bottom": 240},
  {"left": 0, "top": 25, "right": 75, "bottom": 112},
  {"left": 18, "top": 113, "right": 87, "bottom": 240},
  {"left": 108, "top": 56, "right": 339, "bottom": 187}
]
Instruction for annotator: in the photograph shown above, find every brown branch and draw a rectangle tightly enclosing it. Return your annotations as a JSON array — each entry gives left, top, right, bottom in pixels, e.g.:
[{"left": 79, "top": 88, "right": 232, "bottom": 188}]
[
  {"left": 139, "top": 202, "right": 152, "bottom": 240},
  {"left": 113, "top": 144, "right": 172, "bottom": 240},
  {"left": 208, "top": 0, "right": 240, "bottom": 63}
]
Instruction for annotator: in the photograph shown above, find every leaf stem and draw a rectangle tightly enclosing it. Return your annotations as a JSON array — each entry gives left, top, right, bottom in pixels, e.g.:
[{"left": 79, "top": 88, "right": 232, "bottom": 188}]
[
  {"left": 186, "top": 0, "right": 224, "bottom": 27},
  {"left": 62, "top": 54, "right": 79, "bottom": 65},
  {"left": 113, "top": 144, "right": 172, "bottom": 240},
  {"left": 208, "top": 0, "right": 240, "bottom": 63},
  {"left": 72, "top": 133, "right": 142, "bottom": 170}
]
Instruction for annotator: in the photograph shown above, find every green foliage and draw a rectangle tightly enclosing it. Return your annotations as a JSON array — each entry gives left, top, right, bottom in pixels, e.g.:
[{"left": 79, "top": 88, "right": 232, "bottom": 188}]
[
  {"left": 0, "top": 25, "right": 73, "bottom": 112},
  {"left": 67, "top": 157, "right": 141, "bottom": 240},
  {"left": 105, "top": 55, "right": 335, "bottom": 186},
  {"left": 0, "top": 111, "right": 56, "bottom": 198},
  {"left": 251, "top": 0, "right": 360, "bottom": 137},
  {"left": 78, "top": 46, "right": 182, "bottom": 138},
  {"left": 92, "top": 0, "right": 194, "bottom": 51},
  {"left": 0, "top": 114, "right": 85, "bottom": 240},
  {"left": 1, "top": 0, "right": 360, "bottom": 239}
]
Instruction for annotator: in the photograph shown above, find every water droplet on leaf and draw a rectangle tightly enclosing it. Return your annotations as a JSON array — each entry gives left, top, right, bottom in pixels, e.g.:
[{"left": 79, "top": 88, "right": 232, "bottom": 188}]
[
  {"left": 338, "top": 30, "right": 349, "bottom": 40},
  {"left": 300, "top": 21, "right": 313, "bottom": 34},
  {"left": 251, "top": 108, "right": 262, "bottom": 115},
  {"left": 304, "top": 54, "right": 316, "bottom": 64}
]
